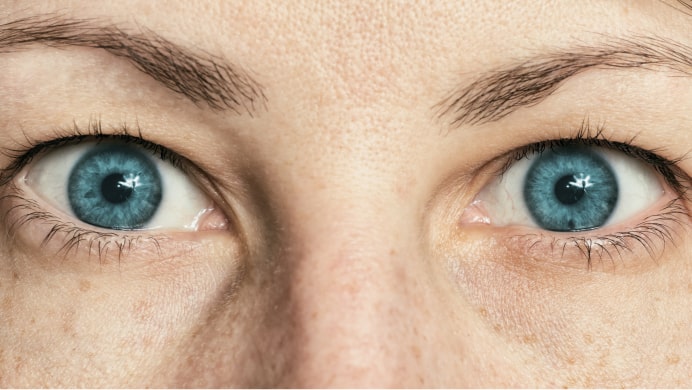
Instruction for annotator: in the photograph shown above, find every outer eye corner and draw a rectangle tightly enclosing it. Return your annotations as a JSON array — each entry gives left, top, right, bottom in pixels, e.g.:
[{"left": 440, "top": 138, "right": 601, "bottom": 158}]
[
  {"left": 472, "top": 143, "right": 668, "bottom": 233},
  {"left": 25, "top": 139, "right": 213, "bottom": 233}
]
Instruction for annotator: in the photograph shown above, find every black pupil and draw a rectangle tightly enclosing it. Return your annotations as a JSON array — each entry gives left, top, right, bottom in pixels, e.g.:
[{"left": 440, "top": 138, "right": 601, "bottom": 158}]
[
  {"left": 554, "top": 174, "right": 586, "bottom": 205},
  {"left": 101, "top": 173, "right": 135, "bottom": 204}
]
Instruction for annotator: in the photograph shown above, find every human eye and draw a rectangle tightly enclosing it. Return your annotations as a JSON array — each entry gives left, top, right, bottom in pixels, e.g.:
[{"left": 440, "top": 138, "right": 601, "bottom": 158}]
[
  {"left": 0, "top": 122, "right": 228, "bottom": 262},
  {"left": 27, "top": 140, "right": 210, "bottom": 231},
  {"left": 461, "top": 124, "right": 690, "bottom": 268}
]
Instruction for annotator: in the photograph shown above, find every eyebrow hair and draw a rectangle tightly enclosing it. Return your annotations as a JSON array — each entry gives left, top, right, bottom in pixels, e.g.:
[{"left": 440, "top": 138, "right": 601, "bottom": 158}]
[
  {"left": 660, "top": 0, "right": 692, "bottom": 17},
  {"left": 438, "top": 36, "right": 692, "bottom": 127},
  {"left": 0, "top": 15, "right": 266, "bottom": 114}
]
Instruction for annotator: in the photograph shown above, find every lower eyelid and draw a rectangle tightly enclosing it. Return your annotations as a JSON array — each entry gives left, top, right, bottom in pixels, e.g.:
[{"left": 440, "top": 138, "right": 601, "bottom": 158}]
[
  {"left": 0, "top": 184, "right": 230, "bottom": 266},
  {"left": 460, "top": 198, "right": 690, "bottom": 272}
]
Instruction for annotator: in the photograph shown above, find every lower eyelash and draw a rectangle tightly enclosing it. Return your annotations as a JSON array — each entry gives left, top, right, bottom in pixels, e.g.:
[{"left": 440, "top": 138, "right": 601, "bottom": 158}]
[
  {"left": 507, "top": 199, "right": 689, "bottom": 269},
  {"left": 1, "top": 186, "right": 167, "bottom": 264}
]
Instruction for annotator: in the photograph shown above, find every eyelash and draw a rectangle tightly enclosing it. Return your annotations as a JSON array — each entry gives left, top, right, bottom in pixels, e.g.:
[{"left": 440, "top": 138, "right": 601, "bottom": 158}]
[
  {"left": 0, "top": 120, "right": 689, "bottom": 267},
  {"left": 0, "top": 120, "right": 183, "bottom": 263},
  {"left": 0, "top": 120, "right": 183, "bottom": 186},
  {"left": 497, "top": 121, "right": 691, "bottom": 268},
  {"left": 507, "top": 199, "right": 687, "bottom": 268},
  {"left": 501, "top": 121, "right": 690, "bottom": 196}
]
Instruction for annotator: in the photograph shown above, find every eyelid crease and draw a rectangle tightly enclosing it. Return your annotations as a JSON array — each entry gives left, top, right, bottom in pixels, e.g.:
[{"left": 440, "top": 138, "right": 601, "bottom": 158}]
[
  {"left": 0, "top": 118, "right": 184, "bottom": 187},
  {"left": 461, "top": 118, "right": 692, "bottom": 269},
  {"left": 498, "top": 119, "right": 692, "bottom": 200},
  {"left": 0, "top": 117, "right": 247, "bottom": 246}
]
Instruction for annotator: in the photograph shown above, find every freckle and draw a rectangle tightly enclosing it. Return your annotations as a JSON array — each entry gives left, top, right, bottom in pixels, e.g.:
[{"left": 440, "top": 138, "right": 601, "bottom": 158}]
[
  {"left": 78, "top": 279, "right": 91, "bottom": 292},
  {"left": 410, "top": 345, "right": 421, "bottom": 360},
  {"left": 493, "top": 324, "right": 502, "bottom": 333},
  {"left": 566, "top": 356, "right": 576, "bottom": 365},
  {"left": 11, "top": 272, "right": 18, "bottom": 281},
  {"left": 522, "top": 334, "right": 538, "bottom": 344},
  {"left": 478, "top": 307, "right": 488, "bottom": 318},
  {"left": 62, "top": 310, "right": 76, "bottom": 334},
  {"left": 583, "top": 333, "right": 594, "bottom": 344},
  {"left": 142, "top": 334, "right": 154, "bottom": 347},
  {"left": 14, "top": 356, "right": 23, "bottom": 374},
  {"left": 666, "top": 355, "right": 680, "bottom": 365}
]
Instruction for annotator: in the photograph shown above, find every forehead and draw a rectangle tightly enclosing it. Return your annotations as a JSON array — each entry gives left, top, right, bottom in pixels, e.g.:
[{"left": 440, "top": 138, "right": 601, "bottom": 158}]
[
  {"left": 2, "top": 1, "right": 689, "bottom": 140},
  {"left": 10, "top": 1, "right": 685, "bottom": 70},
  {"left": 3, "top": 1, "right": 689, "bottom": 164}
]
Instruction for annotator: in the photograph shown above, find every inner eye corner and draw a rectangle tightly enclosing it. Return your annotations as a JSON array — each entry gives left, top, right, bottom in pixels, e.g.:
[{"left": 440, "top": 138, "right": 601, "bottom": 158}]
[
  {"left": 469, "top": 139, "right": 678, "bottom": 237},
  {"left": 22, "top": 139, "right": 215, "bottom": 234}
]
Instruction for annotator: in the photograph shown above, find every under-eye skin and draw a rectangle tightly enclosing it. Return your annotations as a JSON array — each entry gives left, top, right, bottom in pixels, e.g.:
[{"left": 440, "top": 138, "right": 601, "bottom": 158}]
[
  {"left": 461, "top": 124, "right": 691, "bottom": 266},
  {"left": 0, "top": 122, "right": 228, "bottom": 262}
]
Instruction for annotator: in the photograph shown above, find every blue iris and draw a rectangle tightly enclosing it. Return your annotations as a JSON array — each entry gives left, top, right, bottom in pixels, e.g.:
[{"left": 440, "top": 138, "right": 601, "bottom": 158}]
[
  {"left": 523, "top": 146, "right": 618, "bottom": 232},
  {"left": 68, "top": 144, "right": 162, "bottom": 230}
]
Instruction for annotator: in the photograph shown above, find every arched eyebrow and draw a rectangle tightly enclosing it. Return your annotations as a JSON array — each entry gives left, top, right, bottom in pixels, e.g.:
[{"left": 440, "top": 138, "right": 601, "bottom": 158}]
[
  {"left": 0, "top": 14, "right": 267, "bottom": 115},
  {"left": 437, "top": 36, "right": 692, "bottom": 127}
]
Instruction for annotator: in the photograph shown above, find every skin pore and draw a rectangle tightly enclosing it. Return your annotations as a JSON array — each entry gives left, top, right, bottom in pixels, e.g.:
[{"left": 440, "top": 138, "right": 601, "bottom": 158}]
[{"left": 0, "top": 0, "right": 691, "bottom": 387}]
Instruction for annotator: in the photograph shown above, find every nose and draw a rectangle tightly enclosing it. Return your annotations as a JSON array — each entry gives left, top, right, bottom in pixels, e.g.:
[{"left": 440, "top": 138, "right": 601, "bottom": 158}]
[
  {"left": 278, "top": 225, "right": 420, "bottom": 387},
  {"left": 169, "top": 135, "right": 471, "bottom": 386},
  {"left": 276, "top": 207, "right": 429, "bottom": 387}
]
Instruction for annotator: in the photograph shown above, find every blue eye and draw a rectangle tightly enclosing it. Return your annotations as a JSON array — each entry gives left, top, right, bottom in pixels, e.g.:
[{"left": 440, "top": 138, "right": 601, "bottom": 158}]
[
  {"left": 25, "top": 140, "right": 215, "bottom": 232},
  {"left": 68, "top": 144, "right": 163, "bottom": 230},
  {"left": 523, "top": 146, "right": 618, "bottom": 231},
  {"left": 472, "top": 144, "right": 664, "bottom": 232}
]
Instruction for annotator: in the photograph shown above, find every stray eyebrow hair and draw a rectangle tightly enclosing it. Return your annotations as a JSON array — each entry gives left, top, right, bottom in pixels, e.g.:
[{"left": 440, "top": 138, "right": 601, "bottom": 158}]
[
  {"left": 438, "top": 36, "right": 692, "bottom": 127},
  {"left": 0, "top": 14, "right": 266, "bottom": 114}
]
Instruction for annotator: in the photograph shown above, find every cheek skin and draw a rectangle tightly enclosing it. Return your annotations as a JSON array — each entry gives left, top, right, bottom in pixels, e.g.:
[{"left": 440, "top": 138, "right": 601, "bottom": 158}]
[
  {"left": 1, "top": 0, "right": 691, "bottom": 387},
  {"left": 441, "top": 227, "right": 692, "bottom": 387},
  {"left": 0, "top": 232, "right": 245, "bottom": 387}
]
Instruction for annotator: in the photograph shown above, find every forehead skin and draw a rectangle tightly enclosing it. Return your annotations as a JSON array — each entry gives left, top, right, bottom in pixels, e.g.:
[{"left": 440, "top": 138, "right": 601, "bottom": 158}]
[{"left": 0, "top": 0, "right": 691, "bottom": 387}]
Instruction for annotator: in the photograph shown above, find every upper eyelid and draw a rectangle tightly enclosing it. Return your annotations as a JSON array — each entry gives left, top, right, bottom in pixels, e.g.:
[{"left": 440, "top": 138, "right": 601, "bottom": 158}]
[
  {"left": 0, "top": 120, "right": 186, "bottom": 183},
  {"left": 492, "top": 123, "right": 691, "bottom": 198},
  {"left": 0, "top": 119, "right": 244, "bottom": 225}
]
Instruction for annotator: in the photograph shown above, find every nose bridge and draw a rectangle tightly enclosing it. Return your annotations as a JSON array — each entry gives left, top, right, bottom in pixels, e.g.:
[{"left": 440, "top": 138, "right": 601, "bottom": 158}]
[
  {"left": 274, "top": 182, "right": 427, "bottom": 386},
  {"left": 244, "top": 77, "right": 437, "bottom": 384}
]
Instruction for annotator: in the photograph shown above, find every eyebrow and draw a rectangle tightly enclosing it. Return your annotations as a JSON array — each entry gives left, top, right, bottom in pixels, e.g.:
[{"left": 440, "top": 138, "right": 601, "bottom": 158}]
[
  {"left": 438, "top": 36, "right": 692, "bottom": 127},
  {"left": 0, "top": 15, "right": 266, "bottom": 114}
]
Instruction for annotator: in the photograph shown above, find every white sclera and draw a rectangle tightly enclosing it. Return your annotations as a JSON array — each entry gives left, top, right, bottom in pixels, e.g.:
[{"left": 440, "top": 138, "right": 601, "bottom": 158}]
[
  {"left": 24, "top": 141, "right": 211, "bottom": 231},
  {"left": 476, "top": 146, "right": 664, "bottom": 229}
]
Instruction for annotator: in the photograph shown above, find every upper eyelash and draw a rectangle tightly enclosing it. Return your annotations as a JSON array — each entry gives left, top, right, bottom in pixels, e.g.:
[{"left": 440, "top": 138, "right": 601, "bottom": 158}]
[
  {"left": 486, "top": 119, "right": 692, "bottom": 267},
  {"left": 500, "top": 119, "right": 691, "bottom": 198},
  {"left": 0, "top": 119, "right": 196, "bottom": 263},
  {"left": 1, "top": 118, "right": 688, "bottom": 266},
  {"left": 0, "top": 118, "right": 183, "bottom": 187}
]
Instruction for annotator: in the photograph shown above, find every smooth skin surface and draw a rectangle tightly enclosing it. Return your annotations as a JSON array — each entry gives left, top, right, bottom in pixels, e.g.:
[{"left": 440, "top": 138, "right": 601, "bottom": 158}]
[{"left": 0, "top": 0, "right": 691, "bottom": 387}]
